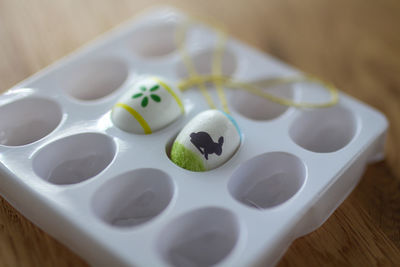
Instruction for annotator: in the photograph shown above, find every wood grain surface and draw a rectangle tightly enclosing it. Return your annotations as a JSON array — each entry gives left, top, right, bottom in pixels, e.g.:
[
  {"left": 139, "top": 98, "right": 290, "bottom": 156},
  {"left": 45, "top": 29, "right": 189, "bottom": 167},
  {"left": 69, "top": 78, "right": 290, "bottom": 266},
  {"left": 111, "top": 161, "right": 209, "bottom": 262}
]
[{"left": 1, "top": 0, "right": 399, "bottom": 266}]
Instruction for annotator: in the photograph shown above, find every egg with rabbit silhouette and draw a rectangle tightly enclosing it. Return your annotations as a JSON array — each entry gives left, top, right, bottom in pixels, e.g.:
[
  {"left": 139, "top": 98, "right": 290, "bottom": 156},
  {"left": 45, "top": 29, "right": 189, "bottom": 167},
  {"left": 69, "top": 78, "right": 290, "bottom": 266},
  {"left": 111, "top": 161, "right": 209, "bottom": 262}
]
[
  {"left": 171, "top": 110, "right": 241, "bottom": 171},
  {"left": 111, "top": 77, "right": 184, "bottom": 134}
]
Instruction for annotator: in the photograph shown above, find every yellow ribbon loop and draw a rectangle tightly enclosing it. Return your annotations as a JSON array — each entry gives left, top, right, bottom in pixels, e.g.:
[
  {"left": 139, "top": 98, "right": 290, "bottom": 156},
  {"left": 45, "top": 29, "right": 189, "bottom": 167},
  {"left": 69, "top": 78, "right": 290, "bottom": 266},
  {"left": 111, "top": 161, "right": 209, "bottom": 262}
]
[
  {"left": 212, "top": 30, "right": 230, "bottom": 113},
  {"left": 178, "top": 75, "right": 339, "bottom": 109},
  {"left": 175, "top": 20, "right": 216, "bottom": 109},
  {"left": 176, "top": 18, "right": 339, "bottom": 112}
]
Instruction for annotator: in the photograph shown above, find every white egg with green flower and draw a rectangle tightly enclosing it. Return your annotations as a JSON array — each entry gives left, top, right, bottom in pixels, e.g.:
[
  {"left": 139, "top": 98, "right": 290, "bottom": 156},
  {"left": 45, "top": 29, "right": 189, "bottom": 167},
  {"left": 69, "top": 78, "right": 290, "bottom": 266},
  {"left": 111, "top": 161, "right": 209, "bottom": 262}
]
[{"left": 111, "top": 77, "right": 184, "bottom": 134}]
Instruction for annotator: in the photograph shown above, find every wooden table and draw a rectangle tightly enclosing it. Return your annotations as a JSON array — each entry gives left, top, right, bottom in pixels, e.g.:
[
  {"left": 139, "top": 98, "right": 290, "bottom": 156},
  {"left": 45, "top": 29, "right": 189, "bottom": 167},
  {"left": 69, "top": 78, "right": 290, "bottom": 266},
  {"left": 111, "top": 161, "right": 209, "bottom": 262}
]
[{"left": 1, "top": 0, "right": 399, "bottom": 266}]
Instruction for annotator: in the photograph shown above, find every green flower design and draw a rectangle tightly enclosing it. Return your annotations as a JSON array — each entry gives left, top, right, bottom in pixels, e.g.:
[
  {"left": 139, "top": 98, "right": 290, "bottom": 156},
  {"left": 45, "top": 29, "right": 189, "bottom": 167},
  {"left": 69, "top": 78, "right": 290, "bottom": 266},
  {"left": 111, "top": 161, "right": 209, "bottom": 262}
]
[{"left": 132, "top": 84, "right": 162, "bottom": 108}]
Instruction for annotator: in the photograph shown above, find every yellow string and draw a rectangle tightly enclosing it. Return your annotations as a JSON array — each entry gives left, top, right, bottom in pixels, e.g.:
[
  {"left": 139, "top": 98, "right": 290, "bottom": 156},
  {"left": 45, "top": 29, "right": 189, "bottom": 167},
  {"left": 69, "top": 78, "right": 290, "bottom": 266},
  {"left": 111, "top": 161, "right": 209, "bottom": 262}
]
[
  {"left": 175, "top": 20, "right": 216, "bottom": 109},
  {"left": 176, "top": 18, "right": 339, "bottom": 111},
  {"left": 212, "top": 30, "right": 230, "bottom": 113}
]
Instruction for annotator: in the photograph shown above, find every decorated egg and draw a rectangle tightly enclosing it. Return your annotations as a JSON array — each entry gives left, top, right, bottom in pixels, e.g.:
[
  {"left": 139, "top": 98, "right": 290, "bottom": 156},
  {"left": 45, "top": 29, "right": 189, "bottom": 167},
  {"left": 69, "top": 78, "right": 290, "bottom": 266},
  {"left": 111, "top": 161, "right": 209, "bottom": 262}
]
[
  {"left": 171, "top": 110, "right": 241, "bottom": 172},
  {"left": 111, "top": 77, "right": 184, "bottom": 134}
]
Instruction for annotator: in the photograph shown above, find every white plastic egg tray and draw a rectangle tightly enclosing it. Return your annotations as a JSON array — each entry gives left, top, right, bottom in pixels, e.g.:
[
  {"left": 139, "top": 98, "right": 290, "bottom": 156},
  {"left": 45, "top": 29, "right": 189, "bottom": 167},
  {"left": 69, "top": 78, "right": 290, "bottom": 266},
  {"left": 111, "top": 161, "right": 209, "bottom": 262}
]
[{"left": 0, "top": 7, "right": 388, "bottom": 267}]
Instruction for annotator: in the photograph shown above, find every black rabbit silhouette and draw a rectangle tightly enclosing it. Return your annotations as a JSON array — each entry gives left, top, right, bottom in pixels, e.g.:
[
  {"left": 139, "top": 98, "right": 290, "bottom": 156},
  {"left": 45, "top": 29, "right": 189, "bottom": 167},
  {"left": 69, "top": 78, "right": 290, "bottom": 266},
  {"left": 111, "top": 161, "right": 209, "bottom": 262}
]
[{"left": 190, "top": 131, "right": 224, "bottom": 160}]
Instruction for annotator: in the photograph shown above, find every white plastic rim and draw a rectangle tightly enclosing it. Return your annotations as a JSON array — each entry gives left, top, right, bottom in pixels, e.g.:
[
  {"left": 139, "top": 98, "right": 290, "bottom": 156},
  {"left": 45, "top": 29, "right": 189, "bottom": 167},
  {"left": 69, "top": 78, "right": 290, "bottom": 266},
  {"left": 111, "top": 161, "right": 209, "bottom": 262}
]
[
  {"left": 228, "top": 152, "right": 307, "bottom": 209},
  {"left": 176, "top": 47, "right": 238, "bottom": 78},
  {"left": 0, "top": 97, "right": 62, "bottom": 147},
  {"left": 289, "top": 105, "right": 358, "bottom": 153},
  {"left": 130, "top": 21, "right": 178, "bottom": 58},
  {"left": 92, "top": 168, "right": 174, "bottom": 227},
  {"left": 62, "top": 58, "right": 128, "bottom": 101},
  {"left": 157, "top": 207, "right": 240, "bottom": 267},
  {"left": 32, "top": 132, "right": 116, "bottom": 185}
]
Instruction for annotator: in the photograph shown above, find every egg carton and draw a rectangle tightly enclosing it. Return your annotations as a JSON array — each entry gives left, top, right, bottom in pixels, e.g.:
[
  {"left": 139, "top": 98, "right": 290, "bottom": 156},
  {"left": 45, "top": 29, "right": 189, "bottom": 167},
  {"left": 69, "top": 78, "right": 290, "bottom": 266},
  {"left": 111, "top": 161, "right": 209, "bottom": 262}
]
[{"left": 0, "top": 6, "right": 388, "bottom": 267}]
